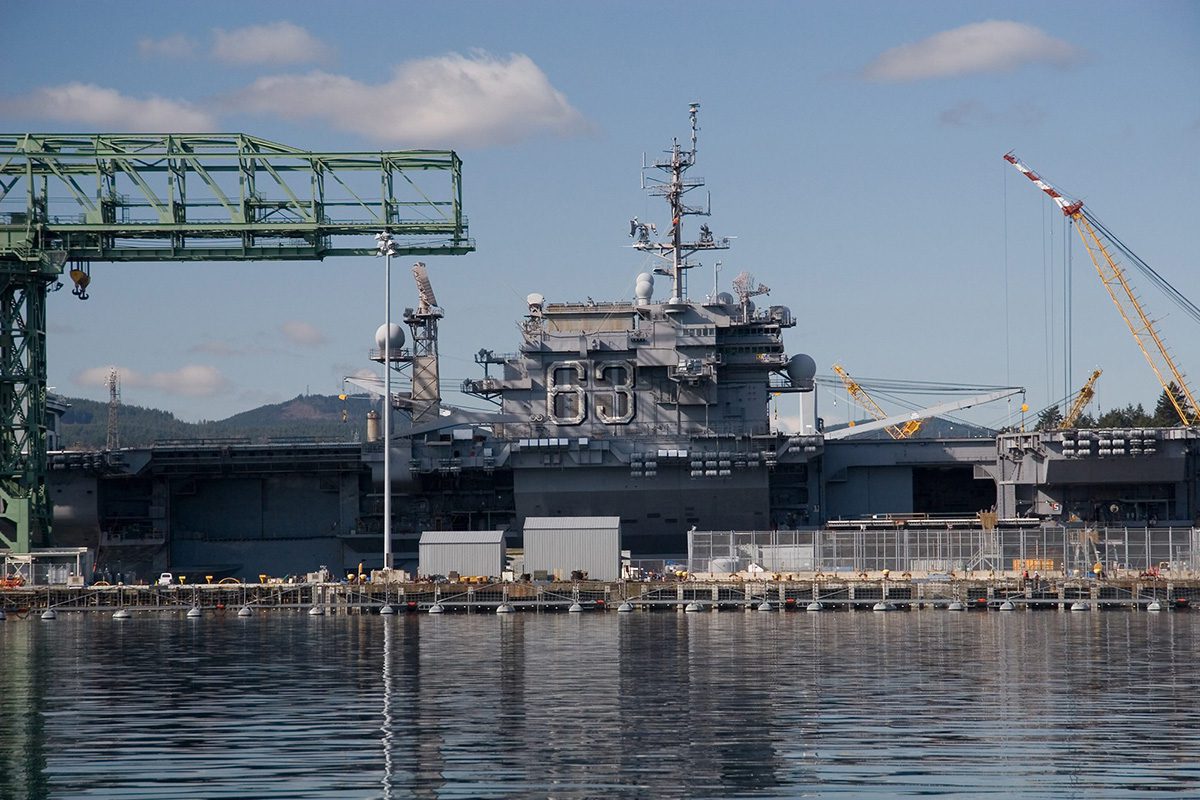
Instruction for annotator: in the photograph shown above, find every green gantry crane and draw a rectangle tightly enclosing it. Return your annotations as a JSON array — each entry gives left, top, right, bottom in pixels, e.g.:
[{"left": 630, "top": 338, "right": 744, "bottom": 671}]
[{"left": 0, "top": 133, "right": 473, "bottom": 555}]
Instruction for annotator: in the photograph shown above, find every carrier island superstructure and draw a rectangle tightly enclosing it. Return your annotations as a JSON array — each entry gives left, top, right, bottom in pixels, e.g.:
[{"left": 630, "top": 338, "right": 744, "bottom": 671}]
[
  {"left": 444, "top": 104, "right": 821, "bottom": 554},
  {"left": 31, "top": 109, "right": 1200, "bottom": 580}
]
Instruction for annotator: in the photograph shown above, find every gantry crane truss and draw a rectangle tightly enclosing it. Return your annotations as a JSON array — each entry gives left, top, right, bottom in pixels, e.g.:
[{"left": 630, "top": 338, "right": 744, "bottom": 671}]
[
  {"left": 0, "top": 133, "right": 473, "bottom": 553},
  {"left": 832, "top": 364, "right": 922, "bottom": 439},
  {"left": 1060, "top": 368, "right": 1102, "bottom": 429},
  {"left": 1004, "top": 153, "right": 1198, "bottom": 427}
]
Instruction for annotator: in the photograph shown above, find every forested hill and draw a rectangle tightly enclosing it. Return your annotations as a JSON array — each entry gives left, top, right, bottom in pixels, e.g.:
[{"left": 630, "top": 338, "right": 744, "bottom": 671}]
[{"left": 57, "top": 394, "right": 374, "bottom": 449}]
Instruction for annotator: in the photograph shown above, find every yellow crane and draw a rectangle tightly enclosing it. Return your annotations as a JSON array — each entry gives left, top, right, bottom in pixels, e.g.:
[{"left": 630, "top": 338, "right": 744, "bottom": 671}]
[
  {"left": 1005, "top": 154, "right": 1199, "bottom": 425},
  {"left": 1060, "top": 368, "right": 1102, "bottom": 429},
  {"left": 832, "top": 364, "right": 922, "bottom": 439}
]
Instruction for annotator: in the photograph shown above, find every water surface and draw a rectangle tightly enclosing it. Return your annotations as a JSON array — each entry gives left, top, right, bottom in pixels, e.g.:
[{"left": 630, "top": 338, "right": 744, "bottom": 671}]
[{"left": 2, "top": 609, "right": 1198, "bottom": 798}]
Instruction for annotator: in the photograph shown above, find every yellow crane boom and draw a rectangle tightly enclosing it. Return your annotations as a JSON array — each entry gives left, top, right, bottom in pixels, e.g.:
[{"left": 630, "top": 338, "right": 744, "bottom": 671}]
[
  {"left": 1060, "top": 368, "right": 1102, "bottom": 429},
  {"left": 832, "top": 364, "right": 921, "bottom": 439},
  {"left": 1005, "top": 154, "right": 1199, "bottom": 426}
]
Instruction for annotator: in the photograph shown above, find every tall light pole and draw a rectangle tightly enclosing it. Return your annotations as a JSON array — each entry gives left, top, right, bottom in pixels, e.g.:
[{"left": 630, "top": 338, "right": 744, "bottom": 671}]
[{"left": 375, "top": 231, "right": 398, "bottom": 570}]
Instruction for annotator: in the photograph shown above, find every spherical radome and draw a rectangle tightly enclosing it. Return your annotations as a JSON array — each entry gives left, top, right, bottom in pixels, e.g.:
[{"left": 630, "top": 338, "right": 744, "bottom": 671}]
[
  {"left": 375, "top": 323, "right": 405, "bottom": 350},
  {"left": 786, "top": 353, "right": 817, "bottom": 387}
]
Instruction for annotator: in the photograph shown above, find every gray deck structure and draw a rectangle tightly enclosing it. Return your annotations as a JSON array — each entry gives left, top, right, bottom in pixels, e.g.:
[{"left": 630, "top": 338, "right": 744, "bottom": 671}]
[{"left": 986, "top": 428, "right": 1200, "bottom": 524}]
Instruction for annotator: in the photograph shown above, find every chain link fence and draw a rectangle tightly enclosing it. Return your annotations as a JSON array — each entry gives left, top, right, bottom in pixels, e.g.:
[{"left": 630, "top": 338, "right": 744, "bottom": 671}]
[{"left": 686, "top": 527, "right": 1200, "bottom": 578}]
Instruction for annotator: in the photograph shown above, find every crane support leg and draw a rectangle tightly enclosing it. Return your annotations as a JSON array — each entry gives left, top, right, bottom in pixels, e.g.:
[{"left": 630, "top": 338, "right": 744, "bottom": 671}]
[{"left": 0, "top": 259, "right": 57, "bottom": 553}]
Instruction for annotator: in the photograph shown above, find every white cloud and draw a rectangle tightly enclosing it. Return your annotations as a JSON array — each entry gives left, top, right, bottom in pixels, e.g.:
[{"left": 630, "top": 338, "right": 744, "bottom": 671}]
[
  {"left": 0, "top": 83, "right": 216, "bottom": 130},
  {"left": 280, "top": 320, "right": 327, "bottom": 347},
  {"left": 862, "top": 20, "right": 1079, "bottom": 82},
  {"left": 189, "top": 340, "right": 243, "bottom": 357},
  {"left": 138, "top": 34, "right": 198, "bottom": 59},
  {"left": 939, "top": 99, "right": 1046, "bottom": 127},
  {"left": 212, "top": 21, "right": 334, "bottom": 66},
  {"left": 226, "top": 51, "right": 589, "bottom": 147},
  {"left": 331, "top": 364, "right": 379, "bottom": 382},
  {"left": 189, "top": 339, "right": 287, "bottom": 357},
  {"left": 77, "top": 365, "right": 229, "bottom": 397}
]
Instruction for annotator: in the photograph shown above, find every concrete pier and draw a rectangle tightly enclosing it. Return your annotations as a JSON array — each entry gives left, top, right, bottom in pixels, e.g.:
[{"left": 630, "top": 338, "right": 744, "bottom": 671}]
[{"left": 2, "top": 575, "right": 1196, "bottom": 615}]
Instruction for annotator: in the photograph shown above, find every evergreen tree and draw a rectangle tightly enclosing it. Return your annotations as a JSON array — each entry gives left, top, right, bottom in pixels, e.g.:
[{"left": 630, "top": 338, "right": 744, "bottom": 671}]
[
  {"left": 1035, "top": 406, "right": 1064, "bottom": 431},
  {"left": 1096, "top": 403, "right": 1152, "bottom": 428},
  {"left": 1152, "top": 383, "right": 1193, "bottom": 427},
  {"left": 1074, "top": 412, "right": 1097, "bottom": 429}
]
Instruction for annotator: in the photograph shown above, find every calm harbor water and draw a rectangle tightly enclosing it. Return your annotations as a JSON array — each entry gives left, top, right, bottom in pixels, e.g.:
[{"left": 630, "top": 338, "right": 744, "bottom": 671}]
[{"left": 2, "top": 608, "right": 1198, "bottom": 799}]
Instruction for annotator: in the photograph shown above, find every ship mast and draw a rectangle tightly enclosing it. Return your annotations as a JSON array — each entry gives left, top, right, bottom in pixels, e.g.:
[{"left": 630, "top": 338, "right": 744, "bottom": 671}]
[{"left": 631, "top": 103, "right": 729, "bottom": 304}]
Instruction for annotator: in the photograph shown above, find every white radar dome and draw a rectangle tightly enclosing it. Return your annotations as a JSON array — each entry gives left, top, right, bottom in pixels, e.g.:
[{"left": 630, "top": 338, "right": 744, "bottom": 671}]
[
  {"left": 636, "top": 272, "right": 655, "bottom": 286},
  {"left": 635, "top": 280, "right": 654, "bottom": 305},
  {"left": 786, "top": 353, "right": 817, "bottom": 391},
  {"left": 375, "top": 323, "right": 405, "bottom": 351}
]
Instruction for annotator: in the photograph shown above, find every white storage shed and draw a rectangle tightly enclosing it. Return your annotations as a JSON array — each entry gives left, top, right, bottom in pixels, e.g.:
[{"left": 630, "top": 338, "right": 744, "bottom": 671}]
[
  {"left": 522, "top": 516, "right": 621, "bottom": 581},
  {"left": 418, "top": 530, "right": 505, "bottom": 578}
]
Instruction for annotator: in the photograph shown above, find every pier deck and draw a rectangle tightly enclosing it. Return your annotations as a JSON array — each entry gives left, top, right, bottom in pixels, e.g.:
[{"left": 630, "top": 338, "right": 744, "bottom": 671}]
[{"left": 2, "top": 576, "right": 1197, "bottom": 616}]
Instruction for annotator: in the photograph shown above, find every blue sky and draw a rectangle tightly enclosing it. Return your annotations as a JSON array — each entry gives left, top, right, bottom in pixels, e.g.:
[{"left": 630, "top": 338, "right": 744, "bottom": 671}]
[{"left": 4, "top": 1, "right": 1198, "bottom": 428}]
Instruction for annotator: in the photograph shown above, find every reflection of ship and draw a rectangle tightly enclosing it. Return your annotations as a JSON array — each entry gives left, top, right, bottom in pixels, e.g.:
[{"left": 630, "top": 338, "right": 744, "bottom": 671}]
[{"left": 42, "top": 108, "right": 1200, "bottom": 580}]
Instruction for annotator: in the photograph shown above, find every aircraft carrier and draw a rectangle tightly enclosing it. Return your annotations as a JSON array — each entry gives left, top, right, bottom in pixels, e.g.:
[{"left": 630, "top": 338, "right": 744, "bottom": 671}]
[{"left": 37, "top": 108, "right": 1200, "bottom": 581}]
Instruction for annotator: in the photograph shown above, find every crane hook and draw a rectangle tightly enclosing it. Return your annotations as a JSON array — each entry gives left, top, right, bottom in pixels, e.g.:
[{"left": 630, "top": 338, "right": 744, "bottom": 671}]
[{"left": 68, "top": 261, "right": 91, "bottom": 300}]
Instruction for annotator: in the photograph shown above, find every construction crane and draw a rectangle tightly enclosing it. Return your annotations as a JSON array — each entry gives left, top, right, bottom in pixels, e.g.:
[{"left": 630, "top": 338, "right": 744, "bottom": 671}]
[
  {"left": 1004, "top": 153, "right": 1199, "bottom": 426},
  {"left": 832, "top": 364, "right": 922, "bottom": 439},
  {"left": 0, "top": 133, "right": 473, "bottom": 554},
  {"left": 1060, "top": 368, "right": 1102, "bottom": 429},
  {"left": 822, "top": 385, "right": 1024, "bottom": 441}
]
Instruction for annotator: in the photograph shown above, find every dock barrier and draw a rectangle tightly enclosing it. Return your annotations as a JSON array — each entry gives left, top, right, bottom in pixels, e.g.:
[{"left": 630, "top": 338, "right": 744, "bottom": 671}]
[{"left": 2, "top": 575, "right": 1196, "bottom": 615}]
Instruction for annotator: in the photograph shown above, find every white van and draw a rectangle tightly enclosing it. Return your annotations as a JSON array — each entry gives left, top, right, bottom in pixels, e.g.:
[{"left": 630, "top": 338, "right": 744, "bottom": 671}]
[{"left": 157, "top": 572, "right": 174, "bottom": 586}]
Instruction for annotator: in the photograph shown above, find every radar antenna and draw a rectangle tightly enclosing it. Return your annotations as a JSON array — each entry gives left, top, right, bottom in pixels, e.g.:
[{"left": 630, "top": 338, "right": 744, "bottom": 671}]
[
  {"left": 732, "top": 270, "right": 770, "bottom": 320},
  {"left": 631, "top": 103, "right": 730, "bottom": 304},
  {"left": 404, "top": 262, "right": 443, "bottom": 422},
  {"left": 411, "top": 262, "right": 441, "bottom": 316}
]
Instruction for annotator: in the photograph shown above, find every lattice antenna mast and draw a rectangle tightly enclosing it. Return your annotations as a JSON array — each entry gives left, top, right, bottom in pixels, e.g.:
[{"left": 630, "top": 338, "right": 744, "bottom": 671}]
[
  {"left": 1004, "top": 153, "right": 1199, "bottom": 425},
  {"left": 105, "top": 367, "right": 120, "bottom": 450},
  {"left": 631, "top": 104, "right": 729, "bottom": 303},
  {"left": 404, "top": 262, "right": 443, "bottom": 423}
]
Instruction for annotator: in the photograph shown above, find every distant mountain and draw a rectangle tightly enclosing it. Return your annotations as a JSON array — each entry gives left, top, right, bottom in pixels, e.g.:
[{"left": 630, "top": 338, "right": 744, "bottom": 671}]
[
  {"left": 821, "top": 415, "right": 997, "bottom": 440},
  {"left": 57, "top": 394, "right": 374, "bottom": 450}
]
